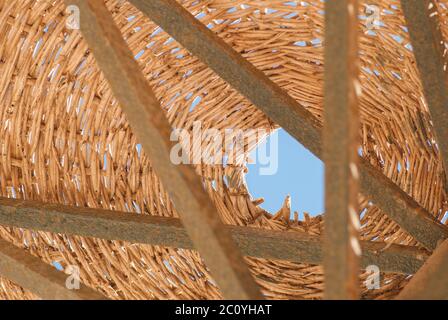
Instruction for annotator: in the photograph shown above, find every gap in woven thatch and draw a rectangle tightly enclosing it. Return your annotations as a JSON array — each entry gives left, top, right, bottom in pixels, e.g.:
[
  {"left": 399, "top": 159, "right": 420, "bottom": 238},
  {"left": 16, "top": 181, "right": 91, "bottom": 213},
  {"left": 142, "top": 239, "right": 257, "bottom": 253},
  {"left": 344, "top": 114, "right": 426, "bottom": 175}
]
[{"left": 245, "top": 128, "right": 324, "bottom": 219}]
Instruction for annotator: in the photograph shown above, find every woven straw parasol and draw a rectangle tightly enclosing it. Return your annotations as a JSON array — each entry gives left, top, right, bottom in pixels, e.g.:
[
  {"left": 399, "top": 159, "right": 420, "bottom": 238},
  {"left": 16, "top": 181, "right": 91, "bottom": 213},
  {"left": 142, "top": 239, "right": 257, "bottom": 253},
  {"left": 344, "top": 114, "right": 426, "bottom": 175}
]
[{"left": 0, "top": 0, "right": 446, "bottom": 300}]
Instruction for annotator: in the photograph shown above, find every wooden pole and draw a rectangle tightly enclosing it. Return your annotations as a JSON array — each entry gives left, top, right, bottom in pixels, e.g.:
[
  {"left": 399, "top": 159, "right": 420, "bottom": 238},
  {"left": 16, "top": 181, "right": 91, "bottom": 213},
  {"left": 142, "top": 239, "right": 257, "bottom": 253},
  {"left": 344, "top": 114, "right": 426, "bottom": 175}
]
[
  {"left": 0, "top": 239, "right": 105, "bottom": 300},
  {"left": 66, "top": 0, "right": 262, "bottom": 300},
  {"left": 401, "top": 0, "right": 448, "bottom": 193},
  {"left": 323, "top": 0, "right": 360, "bottom": 299},
  {"left": 397, "top": 239, "right": 448, "bottom": 299},
  {"left": 0, "top": 197, "right": 428, "bottom": 275}
]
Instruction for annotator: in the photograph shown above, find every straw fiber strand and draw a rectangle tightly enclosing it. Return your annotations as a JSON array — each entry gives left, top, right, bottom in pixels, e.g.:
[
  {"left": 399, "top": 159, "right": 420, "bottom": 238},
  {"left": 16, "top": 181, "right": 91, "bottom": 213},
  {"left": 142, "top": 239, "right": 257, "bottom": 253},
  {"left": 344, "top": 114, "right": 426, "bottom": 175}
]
[{"left": 0, "top": 0, "right": 445, "bottom": 299}]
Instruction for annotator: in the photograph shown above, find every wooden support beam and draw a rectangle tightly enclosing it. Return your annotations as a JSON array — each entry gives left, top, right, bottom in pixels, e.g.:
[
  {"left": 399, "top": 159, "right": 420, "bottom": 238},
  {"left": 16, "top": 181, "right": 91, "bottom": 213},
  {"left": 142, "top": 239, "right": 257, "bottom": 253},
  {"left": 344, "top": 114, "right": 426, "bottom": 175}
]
[
  {"left": 397, "top": 239, "right": 448, "bottom": 299},
  {"left": 401, "top": 0, "right": 448, "bottom": 191},
  {"left": 323, "top": 0, "right": 360, "bottom": 300},
  {"left": 127, "top": 0, "right": 448, "bottom": 251},
  {"left": 0, "top": 197, "right": 428, "bottom": 275},
  {"left": 66, "top": 0, "right": 262, "bottom": 300},
  {"left": 0, "top": 238, "right": 105, "bottom": 300}
]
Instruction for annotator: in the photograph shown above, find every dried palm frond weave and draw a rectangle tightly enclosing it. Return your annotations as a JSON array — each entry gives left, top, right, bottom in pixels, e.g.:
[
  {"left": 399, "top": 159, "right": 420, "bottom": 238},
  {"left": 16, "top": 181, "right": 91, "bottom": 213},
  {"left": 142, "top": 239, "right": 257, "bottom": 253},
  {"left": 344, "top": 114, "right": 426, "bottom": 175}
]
[{"left": 0, "top": 0, "right": 446, "bottom": 299}]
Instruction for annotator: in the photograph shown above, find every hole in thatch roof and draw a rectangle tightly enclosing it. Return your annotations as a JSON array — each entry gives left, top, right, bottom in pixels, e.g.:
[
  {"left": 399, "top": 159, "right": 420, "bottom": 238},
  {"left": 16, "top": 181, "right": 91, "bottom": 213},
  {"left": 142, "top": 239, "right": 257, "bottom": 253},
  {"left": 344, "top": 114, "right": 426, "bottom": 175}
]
[{"left": 245, "top": 128, "right": 323, "bottom": 218}]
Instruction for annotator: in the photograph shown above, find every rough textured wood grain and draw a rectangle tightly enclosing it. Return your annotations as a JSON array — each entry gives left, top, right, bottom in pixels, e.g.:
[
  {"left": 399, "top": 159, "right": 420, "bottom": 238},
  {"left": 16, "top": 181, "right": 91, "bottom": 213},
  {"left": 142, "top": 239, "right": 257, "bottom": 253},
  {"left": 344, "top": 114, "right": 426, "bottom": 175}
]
[
  {"left": 401, "top": 0, "right": 448, "bottom": 193},
  {"left": 323, "top": 0, "right": 360, "bottom": 300},
  {"left": 66, "top": 0, "right": 262, "bottom": 300},
  {"left": 0, "top": 0, "right": 446, "bottom": 300},
  {"left": 0, "top": 197, "right": 428, "bottom": 275},
  {"left": 0, "top": 238, "right": 105, "bottom": 300},
  {"left": 127, "top": 0, "right": 448, "bottom": 251},
  {"left": 397, "top": 239, "right": 448, "bottom": 299}
]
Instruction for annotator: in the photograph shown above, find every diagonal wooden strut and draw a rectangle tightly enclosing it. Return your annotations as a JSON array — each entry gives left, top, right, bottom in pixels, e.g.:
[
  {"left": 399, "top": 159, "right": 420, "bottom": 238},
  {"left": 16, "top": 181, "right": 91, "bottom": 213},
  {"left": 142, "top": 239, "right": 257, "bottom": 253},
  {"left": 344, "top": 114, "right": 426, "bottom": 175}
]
[
  {"left": 66, "top": 0, "right": 262, "bottom": 299},
  {"left": 401, "top": 0, "right": 448, "bottom": 191},
  {"left": 0, "top": 238, "right": 105, "bottom": 300},
  {"left": 323, "top": 0, "right": 360, "bottom": 300},
  {"left": 126, "top": 0, "right": 448, "bottom": 251},
  {"left": 0, "top": 197, "right": 428, "bottom": 275},
  {"left": 397, "top": 239, "right": 448, "bottom": 299}
]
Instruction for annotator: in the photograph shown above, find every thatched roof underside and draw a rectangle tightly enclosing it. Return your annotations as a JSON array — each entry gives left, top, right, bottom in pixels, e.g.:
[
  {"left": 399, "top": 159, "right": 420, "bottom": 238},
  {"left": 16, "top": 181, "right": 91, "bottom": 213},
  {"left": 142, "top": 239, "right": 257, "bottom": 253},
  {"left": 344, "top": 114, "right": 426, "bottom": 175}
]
[{"left": 0, "top": 0, "right": 446, "bottom": 299}]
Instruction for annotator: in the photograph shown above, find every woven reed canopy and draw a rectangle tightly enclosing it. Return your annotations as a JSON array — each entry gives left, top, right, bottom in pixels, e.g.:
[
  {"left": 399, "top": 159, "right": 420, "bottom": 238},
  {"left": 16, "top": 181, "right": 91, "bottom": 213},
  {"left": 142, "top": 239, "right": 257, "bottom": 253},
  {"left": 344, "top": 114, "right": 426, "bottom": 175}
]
[{"left": 0, "top": 0, "right": 447, "bottom": 300}]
